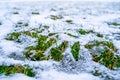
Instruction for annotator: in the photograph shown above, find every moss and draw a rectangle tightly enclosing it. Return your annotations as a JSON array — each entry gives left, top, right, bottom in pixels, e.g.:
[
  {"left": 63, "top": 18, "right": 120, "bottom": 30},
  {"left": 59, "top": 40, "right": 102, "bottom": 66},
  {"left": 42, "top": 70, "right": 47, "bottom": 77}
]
[
  {"left": 0, "top": 65, "right": 35, "bottom": 77},
  {"left": 71, "top": 42, "right": 80, "bottom": 61},
  {"left": 50, "top": 41, "right": 68, "bottom": 61},
  {"left": 65, "top": 20, "right": 73, "bottom": 24},
  {"left": 78, "top": 29, "right": 93, "bottom": 35},
  {"left": 51, "top": 15, "right": 63, "bottom": 20}
]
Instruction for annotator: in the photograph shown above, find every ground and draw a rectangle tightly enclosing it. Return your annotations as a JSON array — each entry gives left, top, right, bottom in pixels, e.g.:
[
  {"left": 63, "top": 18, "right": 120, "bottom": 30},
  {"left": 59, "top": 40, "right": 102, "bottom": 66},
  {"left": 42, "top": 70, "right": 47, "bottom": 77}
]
[{"left": 0, "top": 0, "right": 120, "bottom": 80}]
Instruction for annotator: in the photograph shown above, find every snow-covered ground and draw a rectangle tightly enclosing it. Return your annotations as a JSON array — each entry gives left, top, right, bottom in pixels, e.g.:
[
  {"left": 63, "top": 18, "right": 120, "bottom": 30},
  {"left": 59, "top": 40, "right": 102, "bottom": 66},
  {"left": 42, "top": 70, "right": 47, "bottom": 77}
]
[{"left": 0, "top": 0, "right": 120, "bottom": 80}]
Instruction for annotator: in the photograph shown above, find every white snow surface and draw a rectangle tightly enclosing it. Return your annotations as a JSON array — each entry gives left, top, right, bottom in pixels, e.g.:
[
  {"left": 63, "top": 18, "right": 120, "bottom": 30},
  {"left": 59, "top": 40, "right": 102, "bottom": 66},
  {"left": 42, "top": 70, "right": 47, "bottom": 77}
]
[{"left": 0, "top": 1, "right": 120, "bottom": 80}]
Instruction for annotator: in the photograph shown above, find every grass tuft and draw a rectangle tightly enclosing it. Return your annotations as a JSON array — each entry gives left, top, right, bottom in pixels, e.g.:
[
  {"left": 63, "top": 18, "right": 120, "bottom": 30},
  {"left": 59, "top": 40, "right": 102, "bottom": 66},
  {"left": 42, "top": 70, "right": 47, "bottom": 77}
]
[
  {"left": 78, "top": 29, "right": 93, "bottom": 35},
  {"left": 0, "top": 65, "right": 35, "bottom": 77},
  {"left": 71, "top": 42, "right": 80, "bottom": 61},
  {"left": 51, "top": 15, "right": 63, "bottom": 20},
  {"left": 50, "top": 41, "right": 68, "bottom": 61},
  {"left": 25, "top": 36, "right": 56, "bottom": 61},
  {"left": 65, "top": 20, "right": 73, "bottom": 24}
]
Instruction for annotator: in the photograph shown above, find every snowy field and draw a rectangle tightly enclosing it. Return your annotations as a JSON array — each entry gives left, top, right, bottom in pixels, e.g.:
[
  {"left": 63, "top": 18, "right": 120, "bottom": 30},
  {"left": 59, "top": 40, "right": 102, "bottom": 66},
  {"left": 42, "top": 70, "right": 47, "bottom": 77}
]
[{"left": 0, "top": 0, "right": 120, "bottom": 80}]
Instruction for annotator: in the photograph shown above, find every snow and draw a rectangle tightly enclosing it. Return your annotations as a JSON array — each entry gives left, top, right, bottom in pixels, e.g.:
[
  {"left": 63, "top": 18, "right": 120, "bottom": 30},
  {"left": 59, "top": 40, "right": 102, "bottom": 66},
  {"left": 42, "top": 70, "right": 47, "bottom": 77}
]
[
  {"left": 0, "top": 74, "right": 36, "bottom": 80},
  {"left": 1, "top": 0, "right": 120, "bottom": 2},
  {"left": 0, "top": 0, "right": 120, "bottom": 80},
  {"left": 40, "top": 70, "right": 100, "bottom": 80}
]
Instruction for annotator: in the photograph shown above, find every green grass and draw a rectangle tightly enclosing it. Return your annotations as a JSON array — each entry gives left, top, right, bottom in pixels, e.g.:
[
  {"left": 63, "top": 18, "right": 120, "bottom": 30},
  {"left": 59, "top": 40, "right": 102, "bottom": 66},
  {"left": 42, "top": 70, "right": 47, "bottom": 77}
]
[
  {"left": 71, "top": 42, "right": 80, "bottom": 61},
  {"left": 32, "top": 12, "right": 39, "bottom": 15},
  {"left": 78, "top": 29, "right": 93, "bottom": 35},
  {"left": 50, "top": 41, "right": 68, "bottom": 61},
  {"left": 85, "top": 40, "right": 119, "bottom": 69},
  {"left": 92, "top": 49, "right": 120, "bottom": 70},
  {"left": 67, "top": 33, "right": 78, "bottom": 38},
  {"left": 96, "top": 33, "right": 103, "bottom": 38},
  {"left": 92, "top": 70, "right": 101, "bottom": 76},
  {"left": 48, "top": 33, "right": 57, "bottom": 36},
  {"left": 43, "top": 25, "right": 49, "bottom": 29},
  {"left": 6, "top": 32, "right": 21, "bottom": 42},
  {"left": 25, "top": 36, "right": 56, "bottom": 61},
  {"left": 13, "top": 12, "right": 19, "bottom": 14},
  {"left": 17, "top": 22, "right": 23, "bottom": 24},
  {"left": 0, "top": 65, "right": 35, "bottom": 77},
  {"left": 6, "top": 29, "right": 43, "bottom": 42},
  {"left": 108, "top": 22, "right": 120, "bottom": 26},
  {"left": 85, "top": 40, "right": 117, "bottom": 52},
  {"left": 84, "top": 44, "right": 94, "bottom": 49},
  {"left": 24, "top": 23, "right": 29, "bottom": 27},
  {"left": 65, "top": 20, "right": 73, "bottom": 24},
  {"left": 51, "top": 15, "right": 63, "bottom": 20}
]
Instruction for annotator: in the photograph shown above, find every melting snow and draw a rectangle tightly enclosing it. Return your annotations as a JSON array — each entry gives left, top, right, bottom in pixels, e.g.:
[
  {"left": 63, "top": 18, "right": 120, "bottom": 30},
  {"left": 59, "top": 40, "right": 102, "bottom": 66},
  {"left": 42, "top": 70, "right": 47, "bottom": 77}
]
[{"left": 0, "top": 0, "right": 120, "bottom": 80}]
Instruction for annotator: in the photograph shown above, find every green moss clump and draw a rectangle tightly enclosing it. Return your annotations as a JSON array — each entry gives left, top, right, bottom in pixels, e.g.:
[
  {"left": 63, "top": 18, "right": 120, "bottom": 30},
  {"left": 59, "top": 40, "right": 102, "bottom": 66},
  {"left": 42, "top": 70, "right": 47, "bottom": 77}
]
[
  {"left": 0, "top": 65, "right": 35, "bottom": 77},
  {"left": 71, "top": 42, "right": 80, "bottom": 61},
  {"left": 50, "top": 41, "right": 68, "bottom": 61}
]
